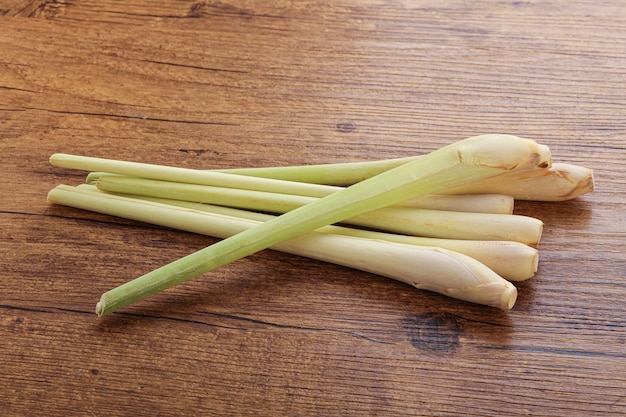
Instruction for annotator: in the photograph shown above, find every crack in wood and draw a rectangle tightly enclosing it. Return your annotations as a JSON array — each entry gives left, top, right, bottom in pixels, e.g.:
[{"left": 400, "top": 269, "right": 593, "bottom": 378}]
[
  {"left": 0, "top": 85, "right": 38, "bottom": 93},
  {"left": 139, "top": 59, "right": 248, "bottom": 74},
  {"left": 147, "top": 309, "right": 396, "bottom": 344},
  {"left": 21, "top": 106, "right": 239, "bottom": 126}
]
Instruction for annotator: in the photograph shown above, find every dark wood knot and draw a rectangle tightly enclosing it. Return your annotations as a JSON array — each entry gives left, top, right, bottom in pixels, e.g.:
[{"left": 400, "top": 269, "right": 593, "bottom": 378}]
[
  {"left": 336, "top": 121, "right": 357, "bottom": 133},
  {"left": 407, "top": 312, "right": 463, "bottom": 352}
]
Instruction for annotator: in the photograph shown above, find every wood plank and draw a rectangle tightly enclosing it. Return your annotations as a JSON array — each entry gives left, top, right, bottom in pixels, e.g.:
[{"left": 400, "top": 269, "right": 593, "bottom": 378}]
[{"left": 1, "top": 1, "right": 625, "bottom": 416}]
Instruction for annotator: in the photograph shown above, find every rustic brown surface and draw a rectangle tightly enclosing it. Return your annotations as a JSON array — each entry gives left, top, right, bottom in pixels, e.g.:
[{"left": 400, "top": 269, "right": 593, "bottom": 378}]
[{"left": 1, "top": 1, "right": 625, "bottom": 415}]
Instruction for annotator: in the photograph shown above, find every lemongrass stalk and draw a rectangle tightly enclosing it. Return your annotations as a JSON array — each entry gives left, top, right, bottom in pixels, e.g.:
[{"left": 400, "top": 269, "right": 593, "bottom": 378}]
[
  {"left": 48, "top": 184, "right": 518, "bottom": 308},
  {"left": 95, "top": 176, "right": 542, "bottom": 245},
  {"left": 85, "top": 171, "right": 514, "bottom": 214},
  {"left": 403, "top": 193, "right": 513, "bottom": 214},
  {"left": 440, "top": 162, "right": 594, "bottom": 201},
  {"left": 215, "top": 155, "right": 420, "bottom": 185},
  {"left": 218, "top": 160, "right": 592, "bottom": 201},
  {"left": 102, "top": 188, "right": 538, "bottom": 281},
  {"left": 50, "top": 153, "right": 339, "bottom": 198},
  {"left": 210, "top": 141, "right": 591, "bottom": 202},
  {"left": 56, "top": 134, "right": 549, "bottom": 316}
]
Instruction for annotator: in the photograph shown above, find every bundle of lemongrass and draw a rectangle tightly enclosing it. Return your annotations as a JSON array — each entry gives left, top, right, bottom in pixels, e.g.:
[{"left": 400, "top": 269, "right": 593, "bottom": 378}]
[{"left": 47, "top": 134, "right": 594, "bottom": 316}]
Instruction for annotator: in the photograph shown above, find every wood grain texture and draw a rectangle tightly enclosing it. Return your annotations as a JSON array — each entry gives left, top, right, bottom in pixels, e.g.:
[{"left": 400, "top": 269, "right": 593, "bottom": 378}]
[{"left": 1, "top": 1, "right": 625, "bottom": 416}]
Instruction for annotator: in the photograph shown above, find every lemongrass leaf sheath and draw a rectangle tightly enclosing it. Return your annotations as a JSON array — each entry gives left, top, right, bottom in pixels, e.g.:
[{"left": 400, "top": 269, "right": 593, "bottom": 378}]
[
  {"left": 48, "top": 185, "right": 518, "bottom": 308},
  {"left": 52, "top": 134, "right": 550, "bottom": 316},
  {"left": 441, "top": 162, "right": 594, "bottom": 201}
]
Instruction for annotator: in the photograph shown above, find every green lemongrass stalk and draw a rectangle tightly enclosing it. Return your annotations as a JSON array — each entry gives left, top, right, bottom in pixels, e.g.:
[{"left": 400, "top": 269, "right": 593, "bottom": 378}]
[
  {"left": 215, "top": 155, "right": 420, "bottom": 185},
  {"left": 50, "top": 153, "right": 339, "bottom": 198},
  {"left": 85, "top": 171, "right": 514, "bottom": 214},
  {"left": 95, "top": 176, "right": 543, "bottom": 245},
  {"left": 53, "top": 134, "right": 550, "bottom": 316},
  {"left": 440, "top": 162, "right": 594, "bottom": 201},
  {"left": 48, "top": 184, "right": 519, "bottom": 308}
]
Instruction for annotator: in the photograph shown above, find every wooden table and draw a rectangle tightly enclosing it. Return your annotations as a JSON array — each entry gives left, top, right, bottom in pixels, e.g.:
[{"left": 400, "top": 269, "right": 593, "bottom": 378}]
[{"left": 2, "top": 1, "right": 625, "bottom": 415}]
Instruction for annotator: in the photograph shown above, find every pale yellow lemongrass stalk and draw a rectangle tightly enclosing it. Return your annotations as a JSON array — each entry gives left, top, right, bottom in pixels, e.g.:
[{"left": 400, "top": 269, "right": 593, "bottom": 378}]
[
  {"left": 95, "top": 176, "right": 542, "bottom": 245},
  {"left": 110, "top": 189, "right": 539, "bottom": 281},
  {"left": 51, "top": 134, "right": 550, "bottom": 316},
  {"left": 48, "top": 184, "right": 519, "bottom": 309}
]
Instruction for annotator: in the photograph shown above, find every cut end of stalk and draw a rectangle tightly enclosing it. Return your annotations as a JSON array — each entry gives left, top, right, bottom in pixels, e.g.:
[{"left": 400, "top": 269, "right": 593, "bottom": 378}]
[
  {"left": 46, "top": 188, "right": 56, "bottom": 203},
  {"left": 49, "top": 153, "right": 63, "bottom": 165},
  {"left": 535, "top": 221, "right": 544, "bottom": 247},
  {"left": 501, "top": 284, "right": 518, "bottom": 310},
  {"left": 531, "top": 250, "right": 539, "bottom": 276},
  {"left": 95, "top": 296, "right": 106, "bottom": 317}
]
